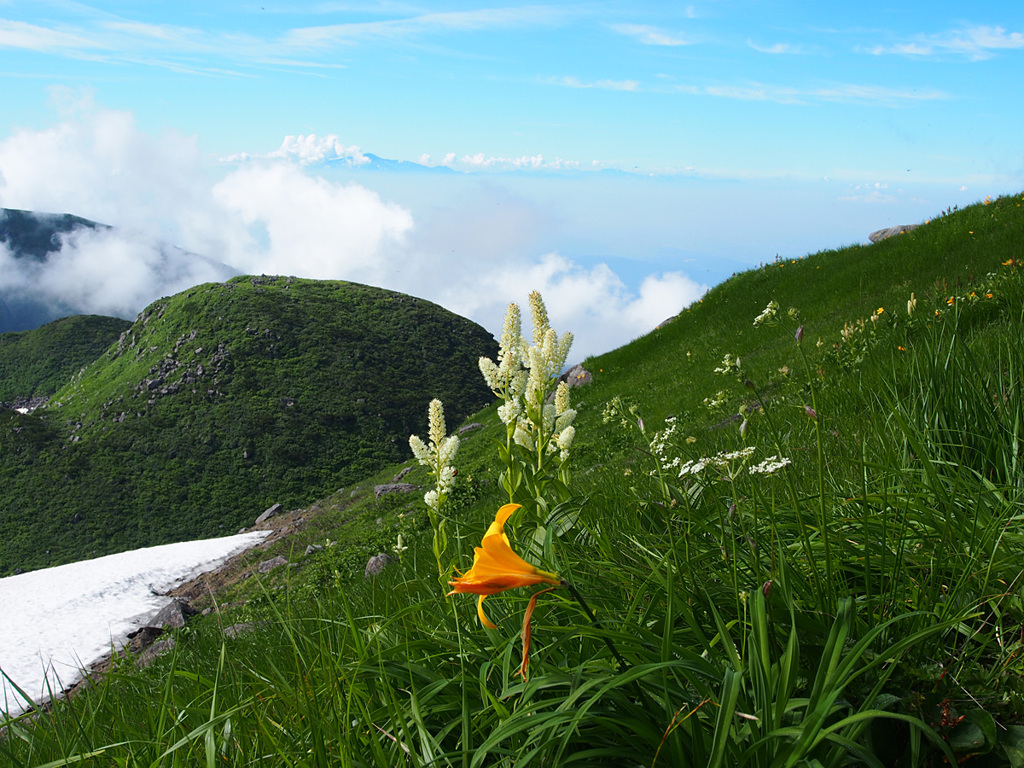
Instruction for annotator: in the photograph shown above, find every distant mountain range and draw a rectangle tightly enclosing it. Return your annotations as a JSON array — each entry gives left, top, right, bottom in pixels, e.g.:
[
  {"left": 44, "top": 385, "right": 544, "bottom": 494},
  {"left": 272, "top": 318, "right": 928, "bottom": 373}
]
[
  {"left": 0, "top": 207, "right": 237, "bottom": 334},
  {"left": 329, "top": 153, "right": 459, "bottom": 174}
]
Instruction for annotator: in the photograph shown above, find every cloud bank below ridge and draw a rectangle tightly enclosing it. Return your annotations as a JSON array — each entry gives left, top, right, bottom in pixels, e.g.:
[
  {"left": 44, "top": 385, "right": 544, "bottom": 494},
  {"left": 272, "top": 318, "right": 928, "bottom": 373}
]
[{"left": 0, "top": 104, "right": 705, "bottom": 358}]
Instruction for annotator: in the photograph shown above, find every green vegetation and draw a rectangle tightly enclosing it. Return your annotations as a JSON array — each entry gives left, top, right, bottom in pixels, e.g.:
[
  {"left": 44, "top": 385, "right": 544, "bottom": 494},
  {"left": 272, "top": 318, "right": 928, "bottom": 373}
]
[
  {"left": 0, "top": 276, "right": 497, "bottom": 573},
  {"left": 4, "top": 193, "right": 1024, "bottom": 766},
  {"left": 0, "top": 315, "right": 131, "bottom": 403}
]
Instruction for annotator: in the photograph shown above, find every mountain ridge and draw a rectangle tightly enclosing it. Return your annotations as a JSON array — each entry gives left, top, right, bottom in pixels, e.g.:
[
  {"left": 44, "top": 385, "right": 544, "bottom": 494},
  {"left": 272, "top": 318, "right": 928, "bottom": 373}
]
[
  {"left": 0, "top": 207, "right": 237, "bottom": 333},
  {"left": 0, "top": 275, "right": 498, "bottom": 575}
]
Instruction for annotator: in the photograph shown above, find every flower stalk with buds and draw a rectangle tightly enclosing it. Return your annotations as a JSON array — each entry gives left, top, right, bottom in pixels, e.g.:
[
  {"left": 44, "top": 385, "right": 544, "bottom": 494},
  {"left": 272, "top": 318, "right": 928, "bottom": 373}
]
[
  {"left": 479, "top": 292, "right": 576, "bottom": 525},
  {"left": 410, "top": 398, "right": 460, "bottom": 578}
]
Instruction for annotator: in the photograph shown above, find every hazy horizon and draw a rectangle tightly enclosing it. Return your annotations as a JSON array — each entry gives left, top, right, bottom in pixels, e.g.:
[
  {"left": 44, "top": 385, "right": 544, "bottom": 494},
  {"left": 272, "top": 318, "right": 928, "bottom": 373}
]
[{"left": 2, "top": 1, "right": 1022, "bottom": 357}]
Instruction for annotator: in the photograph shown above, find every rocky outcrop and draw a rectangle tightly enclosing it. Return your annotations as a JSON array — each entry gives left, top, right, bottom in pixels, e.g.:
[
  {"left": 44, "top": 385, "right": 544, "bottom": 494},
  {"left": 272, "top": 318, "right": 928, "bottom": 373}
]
[
  {"left": 255, "top": 503, "right": 283, "bottom": 526},
  {"left": 118, "top": 599, "right": 197, "bottom": 669},
  {"left": 151, "top": 599, "right": 198, "bottom": 629},
  {"left": 257, "top": 555, "right": 288, "bottom": 574},
  {"left": 869, "top": 224, "right": 920, "bottom": 243},
  {"left": 374, "top": 483, "right": 417, "bottom": 499},
  {"left": 560, "top": 364, "right": 592, "bottom": 389}
]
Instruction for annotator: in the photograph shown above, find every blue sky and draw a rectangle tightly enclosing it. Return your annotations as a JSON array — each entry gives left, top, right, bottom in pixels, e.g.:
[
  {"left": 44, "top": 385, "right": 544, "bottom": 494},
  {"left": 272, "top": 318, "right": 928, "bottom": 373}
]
[{"left": 1, "top": 1, "right": 1023, "bottom": 357}]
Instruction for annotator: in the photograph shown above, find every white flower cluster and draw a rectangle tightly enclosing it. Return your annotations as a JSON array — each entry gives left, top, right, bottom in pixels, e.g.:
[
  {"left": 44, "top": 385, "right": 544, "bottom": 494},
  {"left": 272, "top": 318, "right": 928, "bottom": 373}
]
[
  {"left": 715, "top": 447, "right": 757, "bottom": 464},
  {"left": 753, "top": 300, "right": 779, "bottom": 326},
  {"left": 748, "top": 455, "right": 792, "bottom": 475},
  {"left": 671, "top": 446, "right": 759, "bottom": 479},
  {"left": 677, "top": 457, "right": 709, "bottom": 477},
  {"left": 703, "top": 390, "right": 728, "bottom": 410},
  {"left": 409, "top": 398, "right": 460, "bottom": 511},
  {"left": 479, "top": 302, "right": 529, "bottom": 420},
  {"left": 714, "top": 353, "right": 741, "bottom": 376},
  {"left": 480, "top": 292, "right": 577, "bottom": 463},
  {"left": 649, "top": 416, "right": 680, "bottom": 474}
]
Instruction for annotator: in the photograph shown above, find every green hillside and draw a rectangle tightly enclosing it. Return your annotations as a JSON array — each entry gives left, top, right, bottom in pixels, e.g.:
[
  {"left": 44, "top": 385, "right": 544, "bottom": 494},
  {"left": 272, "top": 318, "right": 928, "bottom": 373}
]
[
  {"left": 0, "top": 276, "right": 497, "bottom": 574},
  {"left": 0, "top": 314, "right": 131, "bottom": 403},
  {"left": 7, "top": 193, "right": 1024, "bottom": 766},
  {"left": 573, "top": 194, "right": 1023, "bottom": 458}
]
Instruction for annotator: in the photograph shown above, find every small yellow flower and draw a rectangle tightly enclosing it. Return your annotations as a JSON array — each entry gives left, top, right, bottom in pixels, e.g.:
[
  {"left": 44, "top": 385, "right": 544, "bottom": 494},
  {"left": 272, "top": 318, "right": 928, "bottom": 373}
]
[{"left": 947, "top": 296, "right": 955, "bottom": 306}]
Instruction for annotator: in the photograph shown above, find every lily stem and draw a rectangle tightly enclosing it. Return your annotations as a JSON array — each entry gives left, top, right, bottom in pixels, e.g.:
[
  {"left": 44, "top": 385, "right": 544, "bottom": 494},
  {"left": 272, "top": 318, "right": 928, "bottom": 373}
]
[{"left": 563, "top": 580, "right": 628, "bottom": 673}]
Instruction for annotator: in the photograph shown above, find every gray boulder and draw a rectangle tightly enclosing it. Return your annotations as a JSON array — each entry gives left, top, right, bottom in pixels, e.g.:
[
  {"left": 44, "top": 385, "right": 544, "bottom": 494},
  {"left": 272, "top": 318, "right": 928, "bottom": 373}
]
[
  {"left": 151, "top": 599, "right": 198, "bottom": 629},
  {"left": 869, "top": 224, "right": 920, "bottom": 243},
  {"left": 560, "top": 364, "right": 592, "bottom": 388},
  {"left": 224, "top": 622, "right": 258, "bottom": 639},
  {"left": 255, "top": 503, "right": 283, "bottom": 525},
  {"left": 257, "top": 555, "right": 288, "bottom": 574},
  {"left": 364, "top": 552, "right": 394, "bottom": 578}
]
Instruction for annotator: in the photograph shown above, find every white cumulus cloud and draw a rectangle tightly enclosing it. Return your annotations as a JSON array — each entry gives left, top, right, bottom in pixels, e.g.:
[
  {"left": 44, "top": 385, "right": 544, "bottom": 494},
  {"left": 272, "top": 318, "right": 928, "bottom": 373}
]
[
  {"left": 222, "top": 134, "right": 369, "bottom": 166},
  {"left": 0, "top": 101, "right": 705, "bottom": 358},
  {"left": 213, "top": 163, "right": 413, "bottom": 281}
]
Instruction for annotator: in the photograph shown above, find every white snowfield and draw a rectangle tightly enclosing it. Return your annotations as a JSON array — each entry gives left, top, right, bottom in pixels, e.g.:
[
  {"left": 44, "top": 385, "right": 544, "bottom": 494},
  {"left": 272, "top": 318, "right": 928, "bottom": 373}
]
[{"left": 0, "top": 531, "right": 268, "bottom": 716}]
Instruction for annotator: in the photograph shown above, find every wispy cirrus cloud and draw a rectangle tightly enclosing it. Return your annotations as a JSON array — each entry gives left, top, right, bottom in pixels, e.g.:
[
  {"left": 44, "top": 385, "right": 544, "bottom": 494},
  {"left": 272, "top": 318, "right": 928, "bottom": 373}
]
[
  {"left": 1, "top": 6, "right": 569, "bottom": 73},
  {"left": 667, "top": 81, "right": 948, "bottom": 106},
  {"left": 866, "top": 24, "right": 1024, "bottom": 61},
  {"left": 610, "top": 23, "right": 689, "bottom": 47},
  {"left": 545, "top": 73, "right": 945, "bottom": 105},
  {"left": 0, "top": 17, "right": 271, "bottom": 75},
  {"left": 0, "top": 19, "right": 104, "bottom": 52},
  {"left": 543, "top": 75, "right": 641, "bottom": 92},
  {"left": 283, "top": 5, "right": 566, "bottom": 47},
  {"left": 748, "top": 40, "right": 804, "bottom": 55}
]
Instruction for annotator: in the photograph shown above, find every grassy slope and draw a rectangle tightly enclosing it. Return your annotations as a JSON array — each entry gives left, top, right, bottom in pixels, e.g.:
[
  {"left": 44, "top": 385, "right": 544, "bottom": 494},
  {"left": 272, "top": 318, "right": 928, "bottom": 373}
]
[
  {"left": 245, "top": 193, "right": 1024, "bottom": 600},
  {"left": 6, "top": 193, "right": 1024, "bottom": 766},
  {"left": 0, "top": 276, "right": 497, "bottom": 574},
  {"left": 0, "top": 315, "right": 131, "bottom": 402},
  {"left": 579, "top": 196, "right": 1020, "bottom": 435}
]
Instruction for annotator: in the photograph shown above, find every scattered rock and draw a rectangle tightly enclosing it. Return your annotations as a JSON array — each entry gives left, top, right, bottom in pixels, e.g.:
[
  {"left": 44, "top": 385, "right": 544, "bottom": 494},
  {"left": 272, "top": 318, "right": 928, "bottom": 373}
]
[
  {"left": 136, "top": 638, "right": 177, "bottom": 667},
  {"left": 374, "top": 483, "right": 417, "bottom": 499},
  {"left": 151, "top": 599, "right": 198, "bottom": 629},
  {"left": 224, "top": 622, "right": 257, "bottom": 639},
  {"left": 126, "top": 625, "right": 163, "bottom": 653},
  {"left": 869, "top": 224, "right": 920, "bottom": 243},
  {"left": 457, "top": 422, "right": 484, "bottom": 434},
  {"left": 560, "top": 364, "right": 592, "bottom": 389},
  {"left": 255, "top": 503, "right": 283, "bottom": 526},
  {"left": 364, "top": 553, "right": 394, "bottom": 578},
  {"left": 304, "top": 544, "right": 323, "bottom": 555},
  {"left": 393, "top": 466, "right": 414, "bottom": 482},
  {"left": 257, "top": 555, "right": 288, "bottom": 573}
]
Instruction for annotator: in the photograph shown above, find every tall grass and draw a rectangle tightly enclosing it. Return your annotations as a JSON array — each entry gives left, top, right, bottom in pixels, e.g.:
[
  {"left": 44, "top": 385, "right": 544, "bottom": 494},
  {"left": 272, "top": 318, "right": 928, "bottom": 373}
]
[{"left": 4, "top": 194, "right": 1024, "bottom": 766}]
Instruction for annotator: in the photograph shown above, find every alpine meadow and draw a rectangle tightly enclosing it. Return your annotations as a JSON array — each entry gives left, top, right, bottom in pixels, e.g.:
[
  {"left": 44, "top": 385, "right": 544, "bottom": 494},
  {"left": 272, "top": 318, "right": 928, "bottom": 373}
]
[{"left": 4, "top": 192, "right": 1024, "bottom": 766}]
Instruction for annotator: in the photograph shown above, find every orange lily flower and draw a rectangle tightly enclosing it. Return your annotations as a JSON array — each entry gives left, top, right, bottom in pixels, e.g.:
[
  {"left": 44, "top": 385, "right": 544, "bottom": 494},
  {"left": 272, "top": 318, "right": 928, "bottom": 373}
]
[{"left": 448, "top": 503, "right": 560, "bottom": 629}]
